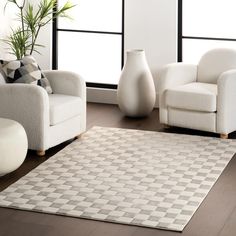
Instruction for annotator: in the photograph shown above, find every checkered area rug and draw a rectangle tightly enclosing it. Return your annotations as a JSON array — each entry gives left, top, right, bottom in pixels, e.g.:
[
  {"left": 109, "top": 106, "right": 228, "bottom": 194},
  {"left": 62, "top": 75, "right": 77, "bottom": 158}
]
[{"left": 0, "top": 127, "right": 236, "bottom": 231}]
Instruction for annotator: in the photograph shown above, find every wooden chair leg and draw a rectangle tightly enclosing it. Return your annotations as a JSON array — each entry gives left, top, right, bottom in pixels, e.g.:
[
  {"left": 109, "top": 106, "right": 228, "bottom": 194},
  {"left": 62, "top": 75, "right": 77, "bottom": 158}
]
[
  {"left": 36, "top": 150, "right": 45, "bottom": 156},
  {"left": 163, "top": 124, "right": 170, "bottom": 129},
  {"left": 220, "top": 133, "right": 228, "bottom": 139},
  {"left": 75, "top": 132, "right": 84, "bottom": 139}
]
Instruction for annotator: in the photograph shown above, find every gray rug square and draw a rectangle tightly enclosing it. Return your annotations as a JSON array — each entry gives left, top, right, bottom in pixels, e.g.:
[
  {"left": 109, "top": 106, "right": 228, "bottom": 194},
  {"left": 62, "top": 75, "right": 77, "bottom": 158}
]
[{"left": 0, "top": 126, "right": 236, "bottom": 231}]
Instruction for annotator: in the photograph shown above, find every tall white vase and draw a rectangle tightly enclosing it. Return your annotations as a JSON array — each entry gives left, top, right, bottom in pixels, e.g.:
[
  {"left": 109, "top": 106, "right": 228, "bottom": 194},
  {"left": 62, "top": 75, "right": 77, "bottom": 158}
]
[{"left": 117, "top": 49, "right": 156, "bottom": 117}]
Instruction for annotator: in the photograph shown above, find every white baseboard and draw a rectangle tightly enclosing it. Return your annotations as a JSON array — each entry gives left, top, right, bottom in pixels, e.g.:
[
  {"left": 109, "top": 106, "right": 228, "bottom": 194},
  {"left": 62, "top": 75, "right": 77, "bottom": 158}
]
[{"left": 87, "top": 87, "right": 159, "bottom": 108}]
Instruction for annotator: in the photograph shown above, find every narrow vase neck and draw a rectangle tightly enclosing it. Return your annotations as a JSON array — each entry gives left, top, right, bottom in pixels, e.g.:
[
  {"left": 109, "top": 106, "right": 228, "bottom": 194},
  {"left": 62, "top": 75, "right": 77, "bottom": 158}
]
[{"left": 126, "top": 49, "right": 145, "bottom": 58}]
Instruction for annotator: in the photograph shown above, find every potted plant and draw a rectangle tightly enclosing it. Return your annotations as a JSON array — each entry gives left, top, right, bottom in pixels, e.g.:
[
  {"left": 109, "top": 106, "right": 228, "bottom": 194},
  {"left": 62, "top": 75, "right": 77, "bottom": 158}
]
[{"left": 3, "top": 0, "right": 75, "bottom": 60}]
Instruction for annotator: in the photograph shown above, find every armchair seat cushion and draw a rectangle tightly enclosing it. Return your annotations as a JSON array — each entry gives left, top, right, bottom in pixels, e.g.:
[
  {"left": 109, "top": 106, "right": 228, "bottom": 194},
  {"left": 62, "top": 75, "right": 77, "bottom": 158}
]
[
  {"left": 49, "top": 94, "right": 82, "bottom": 126},
  {"left": 166, "top": 82, "right": 217, "bottom": 112}
]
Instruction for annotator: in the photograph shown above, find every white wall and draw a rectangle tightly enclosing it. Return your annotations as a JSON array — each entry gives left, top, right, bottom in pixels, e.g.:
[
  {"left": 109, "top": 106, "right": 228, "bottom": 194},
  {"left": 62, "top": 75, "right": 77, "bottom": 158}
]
[
  {"left": 125, "top": 0, "right": 177, "bottom": 90},
  {"left": 33, "top": 23, "right": 52, "bottom": 70},
  {"left": 0, "top": 1, "right": 18, "bottom": 60}
]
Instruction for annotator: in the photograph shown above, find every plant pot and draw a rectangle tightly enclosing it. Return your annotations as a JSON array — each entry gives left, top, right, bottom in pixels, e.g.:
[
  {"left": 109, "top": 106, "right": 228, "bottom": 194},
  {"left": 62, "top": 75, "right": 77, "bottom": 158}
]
[{"left": 117, "top": 49, "right": 156, "bottom": 117}]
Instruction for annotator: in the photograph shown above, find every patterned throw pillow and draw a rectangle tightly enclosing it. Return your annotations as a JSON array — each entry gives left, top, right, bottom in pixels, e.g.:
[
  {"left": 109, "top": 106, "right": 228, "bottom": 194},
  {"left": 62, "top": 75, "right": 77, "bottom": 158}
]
[{"left": 0, "top": 56, "right": 52, "bottom": 94}]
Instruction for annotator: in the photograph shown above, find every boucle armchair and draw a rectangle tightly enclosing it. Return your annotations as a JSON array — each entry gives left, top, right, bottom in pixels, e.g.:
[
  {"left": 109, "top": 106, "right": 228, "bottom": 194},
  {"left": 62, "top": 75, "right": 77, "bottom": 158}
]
[
  {"left": 0, "top": 69, "right": 86, "bottom": 156},
  {"left": 159, "top": 48, "right": 236, "bottom": 139}
]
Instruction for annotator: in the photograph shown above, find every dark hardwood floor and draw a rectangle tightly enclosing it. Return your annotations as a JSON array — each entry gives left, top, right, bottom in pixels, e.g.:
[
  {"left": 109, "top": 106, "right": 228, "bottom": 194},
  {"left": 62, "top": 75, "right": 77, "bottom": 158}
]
[{"left": 1, "top": 102, "right": 236, "bottom": 236}]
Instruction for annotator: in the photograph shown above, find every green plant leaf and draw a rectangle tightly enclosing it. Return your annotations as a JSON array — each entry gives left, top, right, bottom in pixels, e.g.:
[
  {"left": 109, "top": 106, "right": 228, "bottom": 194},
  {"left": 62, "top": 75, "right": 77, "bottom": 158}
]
[{"left": 3, "top": 0, "right": 76, "bottom": 58}]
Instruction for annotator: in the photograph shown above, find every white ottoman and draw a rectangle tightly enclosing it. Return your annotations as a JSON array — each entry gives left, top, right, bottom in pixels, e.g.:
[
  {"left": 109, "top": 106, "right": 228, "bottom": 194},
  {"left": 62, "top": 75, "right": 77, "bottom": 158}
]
[{"left": 0, "top": 118, "right": 28, "bottom": 176}]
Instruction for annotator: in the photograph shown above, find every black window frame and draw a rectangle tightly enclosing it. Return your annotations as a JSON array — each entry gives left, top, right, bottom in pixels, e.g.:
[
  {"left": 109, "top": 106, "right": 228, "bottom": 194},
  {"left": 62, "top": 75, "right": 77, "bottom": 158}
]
[
  {"left": 178, "top": 0, "right": 236, "bottom": 62},
  {"left": 52, "top": 0, "right": 125, "bottom": 89}
]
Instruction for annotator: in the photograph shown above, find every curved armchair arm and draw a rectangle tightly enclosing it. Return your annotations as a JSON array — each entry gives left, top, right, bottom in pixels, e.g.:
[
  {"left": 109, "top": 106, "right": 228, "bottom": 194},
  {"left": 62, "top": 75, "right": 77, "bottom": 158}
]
[
  {"left": 0, "top": 84, "right": 50, "bottom": 150},
  {"left": 44, "top": 70, "right": 87, "bottom": 132},
  {"left": 44, "top": 70, "right": 86, "bottom": 100},
  {"left": 158, "top": 63, "right": 198, "bottom": 123},
  {"left": 217, "top": 69, "right": 236, "bottom": 134}
]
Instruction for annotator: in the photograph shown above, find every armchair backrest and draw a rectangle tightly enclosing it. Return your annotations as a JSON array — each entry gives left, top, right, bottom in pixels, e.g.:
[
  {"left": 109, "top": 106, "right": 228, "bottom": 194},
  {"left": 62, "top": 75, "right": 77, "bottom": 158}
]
[{"left": 197, "top": 48, "right": 236, "bottom": 84}]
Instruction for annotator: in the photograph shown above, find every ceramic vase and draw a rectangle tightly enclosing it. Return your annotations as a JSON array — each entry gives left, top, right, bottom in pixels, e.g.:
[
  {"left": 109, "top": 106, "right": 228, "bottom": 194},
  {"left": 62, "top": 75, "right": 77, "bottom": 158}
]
[{"left": 117, "top": 49, "right": 156, "bottom": 117}]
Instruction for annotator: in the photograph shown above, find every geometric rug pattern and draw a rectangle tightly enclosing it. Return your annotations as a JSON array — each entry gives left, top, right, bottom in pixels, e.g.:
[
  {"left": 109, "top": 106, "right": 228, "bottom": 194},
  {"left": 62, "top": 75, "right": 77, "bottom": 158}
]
[{"left": 0, "top": 127, "right": 235, "bottom": 231}]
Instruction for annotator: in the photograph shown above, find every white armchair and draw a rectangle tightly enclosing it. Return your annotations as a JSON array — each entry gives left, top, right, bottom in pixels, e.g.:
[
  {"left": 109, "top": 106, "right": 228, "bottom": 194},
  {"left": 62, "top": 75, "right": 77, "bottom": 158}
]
[
  {"left": 159, "top": 48, "right": 236, "bottom": 138},
  {"left": 0, "top": 69, "right": 86, "bottom": 156}
]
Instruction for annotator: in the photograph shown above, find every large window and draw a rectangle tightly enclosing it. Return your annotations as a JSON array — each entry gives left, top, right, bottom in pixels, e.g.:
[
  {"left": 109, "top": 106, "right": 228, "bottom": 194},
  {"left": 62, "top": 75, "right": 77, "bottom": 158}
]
[
  {"left": 54, "top": 0, "right": 124, "bottom": 88},
  {"left": 179, "top": 0, "right": 236, "bottom": 63}
]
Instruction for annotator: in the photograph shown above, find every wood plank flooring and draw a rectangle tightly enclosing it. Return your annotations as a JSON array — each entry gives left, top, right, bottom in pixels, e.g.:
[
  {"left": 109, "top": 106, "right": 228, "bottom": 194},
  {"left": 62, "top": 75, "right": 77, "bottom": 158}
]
[{"left": 0, "top": 102, "right": 236, "bottom": 236}]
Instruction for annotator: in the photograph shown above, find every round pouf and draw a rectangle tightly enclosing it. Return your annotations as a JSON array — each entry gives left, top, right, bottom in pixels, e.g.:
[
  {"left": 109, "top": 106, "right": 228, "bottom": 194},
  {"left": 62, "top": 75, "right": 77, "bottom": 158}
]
[
  {"left": 117, "top": 49, "right": 156, "bottom": 117},
  {"left": 0, "top": 118, "right": 28, "bottom": 176}
]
